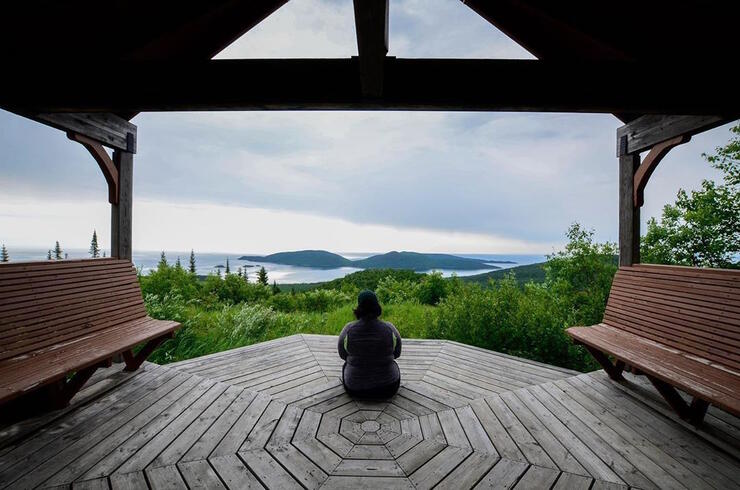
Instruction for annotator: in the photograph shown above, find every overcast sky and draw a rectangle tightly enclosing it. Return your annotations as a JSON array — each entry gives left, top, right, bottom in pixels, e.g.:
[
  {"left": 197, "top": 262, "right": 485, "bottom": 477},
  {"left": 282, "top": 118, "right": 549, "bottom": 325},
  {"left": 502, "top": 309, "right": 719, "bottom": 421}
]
[{"left": 0, "top": 0, "right": 733, "bottom": 255}]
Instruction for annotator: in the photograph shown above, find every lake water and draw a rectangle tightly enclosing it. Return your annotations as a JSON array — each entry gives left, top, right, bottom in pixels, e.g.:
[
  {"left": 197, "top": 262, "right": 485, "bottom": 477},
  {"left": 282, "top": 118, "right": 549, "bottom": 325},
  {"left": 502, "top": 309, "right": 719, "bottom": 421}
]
[{"left": 5, "top": 248, "right": 546, "bottom": 285}]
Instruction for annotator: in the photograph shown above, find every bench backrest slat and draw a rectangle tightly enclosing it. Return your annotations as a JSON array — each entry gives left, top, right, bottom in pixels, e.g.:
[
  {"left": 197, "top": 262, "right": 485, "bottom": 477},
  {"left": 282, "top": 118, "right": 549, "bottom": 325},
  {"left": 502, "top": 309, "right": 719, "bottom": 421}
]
[
  {"left": 0, "top": 258, "right": 148, "bottom": 362},
  {"left": 604, "top": 264, "right": 740, "bottom": 371}
]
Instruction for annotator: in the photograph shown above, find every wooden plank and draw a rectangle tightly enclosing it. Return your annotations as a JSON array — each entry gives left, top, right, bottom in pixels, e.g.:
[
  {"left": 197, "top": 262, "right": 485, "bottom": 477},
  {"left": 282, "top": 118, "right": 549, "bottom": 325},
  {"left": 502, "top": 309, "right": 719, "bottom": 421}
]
[
  {"left": 178, "top": 460, "right": 227, "bottom": 489},
  {"left": 209, "top": 454, "right": 264, "bottom": 489},
  {"left": 468, "top": 398, "right": 524, "bottom": 462},
  {"left": 485, "top": 396, "right": 557, "bottom": 470},
  {"left": 152, "top": 384, "right": 241, "bottom": 467},
  {"left": 2, "top": 370, "right": 186, "bottom": 488},
  {"left": 72, "top": 477, "right": 111, "bottom": 490},
  {"left": 552, "top": 472, "right": 592, "bottom": 490},
  {"left": 499, "top": 391, "right": 587, "bottom": 476},
  {"left": 473, "top": 458, "right": 529, "bottom": 489},
  {"left": 320, "top": 476, "right": 414, "bottom": 489},
  {"left": 109, "top": 471, "right": 148, "bottom": 490},
  {"left": 291, "top": 410, "right": 342, "bottom": 473},
  {"left": 77, "top": 377, "right": 213, "bottom": 479},
  {"left": 181, "top": 389, "right": 258, "bottom": 462},
  {"left": 211, "top": 393, "right": 271, "bottom": 457},
  {"left": 333, "top": 458, "right": 405, "bottom": 477},
  {"left": 146, "top": 465, "right": 187, "bottom": 490},
  {"left": 514, "top": 465, "right": 560, "bottom": 489},
  {"left": 395, "top": 439, "right": 445, "bottom": 475},
  {"left": 435, "top": 452, "right": 499, "bottom": 490},
  {"left": 239, "top": 449, "right": 302, "bottom": 489}
]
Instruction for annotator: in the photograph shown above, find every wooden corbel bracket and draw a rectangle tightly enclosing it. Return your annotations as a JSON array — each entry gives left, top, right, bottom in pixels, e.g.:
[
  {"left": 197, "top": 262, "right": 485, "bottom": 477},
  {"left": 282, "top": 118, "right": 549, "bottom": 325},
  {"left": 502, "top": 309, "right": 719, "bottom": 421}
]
[
  {"left": 633, "top": 135, "right": 690, "bottom": 207},
  {"left": 68, "top": 132, "right": 119, "bottom": 204}
]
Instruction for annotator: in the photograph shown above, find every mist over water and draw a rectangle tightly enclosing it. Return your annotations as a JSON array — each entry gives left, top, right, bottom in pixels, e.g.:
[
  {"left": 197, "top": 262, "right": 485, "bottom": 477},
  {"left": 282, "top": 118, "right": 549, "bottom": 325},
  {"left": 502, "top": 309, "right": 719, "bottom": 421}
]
[{"left": 6, "top": 248, "right": 546, "bottom": 284}]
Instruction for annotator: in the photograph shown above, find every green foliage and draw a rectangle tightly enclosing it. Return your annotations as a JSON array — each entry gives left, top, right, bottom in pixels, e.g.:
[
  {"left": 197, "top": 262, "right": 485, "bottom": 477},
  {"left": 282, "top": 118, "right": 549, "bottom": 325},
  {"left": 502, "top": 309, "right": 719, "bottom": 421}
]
[
  {"left": 545, "top": 223, "right": 617, "bottom": 327},
  {"left": 463, "top": 262, "right": 546, "bottom": 286},
  {"left": 0, "top": 244, "right": 8, "bottom": 262},
  {"left": 225, "top": 258, "right": 230, "bottom": 275},
  {"left": 189, "top": 249, "right": 196, "bottom": 274},
  {"left": 142, "top": 223, "right": 618, "bottom": 373},
  {"left": 89, "top": 230, "right": 100, "bottom": 258},
  {"left": 53, "top": 241, "right": 63, "bottom": 260},
  {"left": 641, "top": 124, "right": 740, "bottom": 268},
  {"left": 319, "top": 269, "right": 424, "bottom": 293},
  {"left": 257, "top": 266, "right": 269, "bottom": 286}
]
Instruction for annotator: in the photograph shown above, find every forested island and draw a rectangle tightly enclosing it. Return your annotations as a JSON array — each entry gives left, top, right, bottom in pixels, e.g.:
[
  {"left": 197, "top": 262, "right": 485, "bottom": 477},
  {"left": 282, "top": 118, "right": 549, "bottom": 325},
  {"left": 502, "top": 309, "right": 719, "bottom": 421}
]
[{"left": 239, "top": 250, "right": 508, "bottom": 271}]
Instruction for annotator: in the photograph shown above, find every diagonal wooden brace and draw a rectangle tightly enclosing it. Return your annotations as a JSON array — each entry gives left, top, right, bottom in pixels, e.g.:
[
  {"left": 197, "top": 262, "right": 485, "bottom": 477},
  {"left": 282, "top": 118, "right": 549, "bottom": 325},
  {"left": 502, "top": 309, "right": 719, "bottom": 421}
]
[
  {"left": 646, "top": 375, "right": 710, "bottom": 426},
  {"left": 48, "top": 358, "right": 113, "bottom": 409},
  {"left": 122, "top": 332, "right": 173, "bottom": 372},
  {"left": 68, "top": 132, "right": 120, "bottom": 204},
  {"left": 582, "top": 344, "right": 625, "bottom": 381}
]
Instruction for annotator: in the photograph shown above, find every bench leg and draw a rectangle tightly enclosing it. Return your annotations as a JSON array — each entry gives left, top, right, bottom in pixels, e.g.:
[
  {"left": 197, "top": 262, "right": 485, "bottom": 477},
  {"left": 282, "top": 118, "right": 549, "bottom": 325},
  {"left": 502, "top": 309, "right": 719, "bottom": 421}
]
[
  {"left": 49, "top": 358, "right": 113, "bottom": 409},
  {"left": 647, "top": 375, "right": 710, "bottom": 426},
  {"left": 583, "top": 345, "right": 625, "bottom": 381},
  {"left": 122, "top": 333, "right": 172, "bottom": 372}
]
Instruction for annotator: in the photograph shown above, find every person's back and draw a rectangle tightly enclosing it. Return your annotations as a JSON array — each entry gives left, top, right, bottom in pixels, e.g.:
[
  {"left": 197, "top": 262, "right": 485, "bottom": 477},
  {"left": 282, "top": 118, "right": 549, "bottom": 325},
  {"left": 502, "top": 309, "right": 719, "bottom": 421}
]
[{"left": 338, "top": 291, "right": 402, "bottom": 399}]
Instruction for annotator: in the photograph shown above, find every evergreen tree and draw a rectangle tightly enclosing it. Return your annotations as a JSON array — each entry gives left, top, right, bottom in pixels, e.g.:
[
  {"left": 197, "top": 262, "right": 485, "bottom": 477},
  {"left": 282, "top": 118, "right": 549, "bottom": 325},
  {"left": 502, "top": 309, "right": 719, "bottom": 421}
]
[
  {"left": 243, "top": 267, "right": 249, "bottom": 282},
  {"left": 189, "top": 249, "right": 196, "bottom": 274},
  {"left": 237, "top": 266, "right": 243, "bottom": 277},
  {"left": 158, "top": 251, "right": 168, "bottom": 269},
  {"left": 225, "top": 258, "right": 230, "bottom": 275},
  {"left": 64, "top": 253, "right": 68, "bottom": 260},
  {"left": 53, "top": 241, "right": 63, "bottom": 260},
  {"left": 257, "top": 266, "right": 269, "bottom": 286},
  {"left": 217, "top": 267, "right": 222, "bottom": 278},
  {"left": 47, "top": 250, "right": 52, "bottom": 260},
  {"left": 103, "top": 251, "right": 106, "bottom": 258},
  {"left": 175, "top": 256, "right": 182, "bottom": 269},
  {"left": 272, "top": 280, "right": 281, "bottom": 294},
  {"left": 0, "top": 244, "right": 8, "bottom": 262},
  {"left": 89, "top": 230, "right": 100, "bottom": 258}
]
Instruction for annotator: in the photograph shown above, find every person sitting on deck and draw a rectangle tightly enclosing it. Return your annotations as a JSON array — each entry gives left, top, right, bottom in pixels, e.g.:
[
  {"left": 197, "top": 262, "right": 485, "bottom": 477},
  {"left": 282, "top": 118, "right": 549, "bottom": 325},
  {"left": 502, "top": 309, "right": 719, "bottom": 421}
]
[{"left": 338, "top": 290, "right": 402, "bottom": 399}]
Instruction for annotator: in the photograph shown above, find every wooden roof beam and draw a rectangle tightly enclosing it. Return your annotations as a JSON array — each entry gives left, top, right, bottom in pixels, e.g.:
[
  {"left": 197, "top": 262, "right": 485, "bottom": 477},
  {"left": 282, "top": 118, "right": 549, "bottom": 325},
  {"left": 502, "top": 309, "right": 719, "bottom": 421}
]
[
  {"left": 3, "top": 59, "right": 739, "bottom": 115},
  {"left": 26, "top": 113, "right": 137, "bottom": 153},
  {"left": 617, "top": 115, "right": 733, "bottom": 156},
  {"left": 352, "top": 0, "right": 389, "bottom": 97}
]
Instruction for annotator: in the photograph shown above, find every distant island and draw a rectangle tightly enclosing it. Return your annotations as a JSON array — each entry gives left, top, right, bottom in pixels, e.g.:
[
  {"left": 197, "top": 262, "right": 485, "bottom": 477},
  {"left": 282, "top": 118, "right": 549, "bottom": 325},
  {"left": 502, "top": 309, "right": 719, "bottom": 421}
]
[{"left": 239, "top": 250, "right": 508, "bottom": 271}]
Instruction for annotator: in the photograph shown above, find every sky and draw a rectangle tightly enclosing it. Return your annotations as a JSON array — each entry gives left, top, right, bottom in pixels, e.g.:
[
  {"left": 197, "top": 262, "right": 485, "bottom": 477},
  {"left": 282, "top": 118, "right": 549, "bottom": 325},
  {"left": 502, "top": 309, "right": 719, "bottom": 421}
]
[{"left": 0, "top": 0, "right": 733, "bottom": 255}]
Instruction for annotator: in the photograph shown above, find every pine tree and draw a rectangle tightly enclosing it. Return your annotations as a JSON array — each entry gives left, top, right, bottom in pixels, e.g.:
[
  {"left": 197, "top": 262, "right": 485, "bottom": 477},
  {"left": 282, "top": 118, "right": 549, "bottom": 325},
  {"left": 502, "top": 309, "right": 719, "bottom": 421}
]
[
  {"left": 89, "top": 230, "right": 100, "bottom": 258},
  {"left": 158, "top": 251, "right": 168, "bottom": 269},
  {"left": 217, "top": 267, "right": 222, "bottom": 278},
  {"left": 53, "top": 241, "right": 63, "bottom": 260},
  {"left": 189, "top": 249, "right": 196, "bottom": 274},
  {"left": 47, "top": 250, "right": 52, "bottom": 260},
  {"left": 0, "top": 244, "right": 8, "bottom": 262},
  {"left": 225, "top": 258, "right": 230, "bottom": 275},
  {"left": 175, "top": 256, "right": 182, "bottom": 269},
  {"left": 272, "top": 280, "right": 281, "bottom": 294},
  {"left": 237, "top": 267, "right": 242, "bottom": 277},
  {"left": 102, "top": 251, "right": 106, "bottom": 258},
  {"left": 243, "top": 267, "right": 249, "bottom": 282},
  {"left": 64, "top": 253, "right": 68, "bottom": 259},
  {"left": 257, "top": 266, "right": 269, "bottom": 286}
]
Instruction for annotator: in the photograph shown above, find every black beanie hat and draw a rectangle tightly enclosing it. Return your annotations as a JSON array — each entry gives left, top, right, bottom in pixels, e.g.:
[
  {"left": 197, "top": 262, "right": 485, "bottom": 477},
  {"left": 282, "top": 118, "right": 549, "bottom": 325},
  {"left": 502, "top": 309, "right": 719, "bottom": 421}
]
[{"left": 355, "top": 290, "right": 382, "bottom": 319}]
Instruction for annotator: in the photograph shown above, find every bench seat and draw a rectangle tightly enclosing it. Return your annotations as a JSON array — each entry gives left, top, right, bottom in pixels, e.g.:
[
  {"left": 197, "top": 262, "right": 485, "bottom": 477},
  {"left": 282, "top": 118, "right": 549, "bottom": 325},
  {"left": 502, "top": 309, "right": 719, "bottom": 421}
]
[
  {"left": 567, "top": 263, "right": 740, "bottom": 425},
  {"left": 0, "top": 258, "right": 180, "bottom": 411},
  {"left": 569, "top": 323, "right": 739, "bottom": 416}
]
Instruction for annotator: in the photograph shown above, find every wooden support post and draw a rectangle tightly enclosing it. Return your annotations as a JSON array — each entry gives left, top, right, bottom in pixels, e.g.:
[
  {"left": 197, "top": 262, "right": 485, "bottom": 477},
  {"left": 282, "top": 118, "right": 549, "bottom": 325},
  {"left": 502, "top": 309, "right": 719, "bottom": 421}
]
[
  {"left": 619, "top": 137, "right": 641, "bottom": 266},
  {"left": 111, "top": 149, "right": 133, "bottom": 260}
]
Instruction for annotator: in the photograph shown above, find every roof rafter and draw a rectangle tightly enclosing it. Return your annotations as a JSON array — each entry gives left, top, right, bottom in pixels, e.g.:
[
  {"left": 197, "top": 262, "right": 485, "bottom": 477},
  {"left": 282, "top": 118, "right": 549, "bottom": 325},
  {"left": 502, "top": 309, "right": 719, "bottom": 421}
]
[{"left": 353, "top": 0, "right": 389, "bottom": 97}]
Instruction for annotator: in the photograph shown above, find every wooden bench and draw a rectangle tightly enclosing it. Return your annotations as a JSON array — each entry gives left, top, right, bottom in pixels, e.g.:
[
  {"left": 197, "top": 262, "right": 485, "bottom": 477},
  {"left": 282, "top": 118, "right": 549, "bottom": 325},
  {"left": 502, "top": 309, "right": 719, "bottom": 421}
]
[
  {"left": 567, "top": 263, "right": 740, "bottom": 425},
  {"left": 0, "top": 258, "right": 180, "bottom": 412}
]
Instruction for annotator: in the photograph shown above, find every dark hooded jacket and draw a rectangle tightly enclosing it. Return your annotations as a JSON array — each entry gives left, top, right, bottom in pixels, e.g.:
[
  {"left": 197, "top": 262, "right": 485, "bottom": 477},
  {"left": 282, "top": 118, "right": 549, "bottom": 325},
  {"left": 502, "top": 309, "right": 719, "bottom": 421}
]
[{"left": 337, "top": 318, "right": 402, "bottom": 392}]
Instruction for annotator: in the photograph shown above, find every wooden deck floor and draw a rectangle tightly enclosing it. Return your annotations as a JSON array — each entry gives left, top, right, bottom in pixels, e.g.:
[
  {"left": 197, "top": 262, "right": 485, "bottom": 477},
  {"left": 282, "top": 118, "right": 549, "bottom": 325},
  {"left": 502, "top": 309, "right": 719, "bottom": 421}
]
[{"left": 1, "top": 334, "right": 738, "bottom": 489}]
